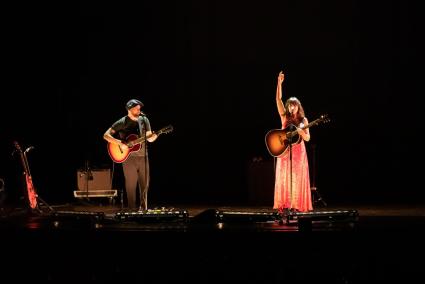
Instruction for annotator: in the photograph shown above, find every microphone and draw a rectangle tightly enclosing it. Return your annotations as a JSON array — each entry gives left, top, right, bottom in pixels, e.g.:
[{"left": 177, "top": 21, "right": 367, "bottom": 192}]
[
  {"left": 286, "top": 106, "right": 292, "bottom": 115},
  {"left": 287, "top": 105, "right": 294, "bottom": 115}
]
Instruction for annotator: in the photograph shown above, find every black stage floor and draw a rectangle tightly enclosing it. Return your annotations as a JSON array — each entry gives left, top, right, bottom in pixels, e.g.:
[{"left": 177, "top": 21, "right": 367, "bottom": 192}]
[{"left": 1, "top": 201, "right": 424, "bottom": 283}]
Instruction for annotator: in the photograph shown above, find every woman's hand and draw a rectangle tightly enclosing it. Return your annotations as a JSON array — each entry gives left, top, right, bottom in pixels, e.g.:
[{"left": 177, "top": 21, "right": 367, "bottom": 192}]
[
  {"left": 296, "top": 127, "right": 310, "bottom": 141},
  {"left": 278, "top": 71, "right": 285, "bottom": 84}
]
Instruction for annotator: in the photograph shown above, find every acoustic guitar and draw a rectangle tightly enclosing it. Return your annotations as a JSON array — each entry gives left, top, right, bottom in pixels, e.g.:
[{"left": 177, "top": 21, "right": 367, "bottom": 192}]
[
  {"left": 265, "top": 114, "right": 330, "bottom": 157},
  {"left": 107, "top": 125, "right": 173, "bottom": 163}
]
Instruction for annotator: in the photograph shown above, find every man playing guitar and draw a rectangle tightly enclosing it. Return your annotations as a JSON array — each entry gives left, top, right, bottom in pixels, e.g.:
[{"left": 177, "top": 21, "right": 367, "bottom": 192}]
[{"left": 103, "top": 99, "right": 158, "bottom": 211}]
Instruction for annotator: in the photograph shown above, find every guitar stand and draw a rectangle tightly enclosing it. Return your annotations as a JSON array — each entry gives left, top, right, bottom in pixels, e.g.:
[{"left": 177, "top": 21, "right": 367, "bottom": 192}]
[
  {"left": 12, "top": 194, "right": 55, "bottom": 216},
  {"left": 311, "top": 187, "right": 327, "bottom": 207},
  {"left": 309, "top": 144, "right": 327, "bottom": 207},
  {"left": 34, "top": 194, "right": 55, "bottom": 215}
]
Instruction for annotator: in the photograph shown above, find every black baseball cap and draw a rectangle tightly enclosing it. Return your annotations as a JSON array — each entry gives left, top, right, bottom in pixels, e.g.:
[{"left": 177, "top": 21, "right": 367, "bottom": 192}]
[{"left": 126, "top": 99, "right": 144, "bottom": 110}]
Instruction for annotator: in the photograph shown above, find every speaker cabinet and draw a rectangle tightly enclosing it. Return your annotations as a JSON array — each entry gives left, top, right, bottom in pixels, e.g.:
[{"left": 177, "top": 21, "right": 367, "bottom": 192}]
[
  {"left": 247, "top": 159, "right": 274, "bottom": 205},
  {"left": 77, "top": 169, "right": 111, "bottom": 191}
]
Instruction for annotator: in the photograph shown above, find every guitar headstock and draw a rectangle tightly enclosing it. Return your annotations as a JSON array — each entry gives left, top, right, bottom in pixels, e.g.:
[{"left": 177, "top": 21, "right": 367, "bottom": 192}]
[
  {"left": 158, "top": 125, "right": 174, "bottom": 135},
  {"left": 318, "top": 114, "right": 330, "bottom": 124}
]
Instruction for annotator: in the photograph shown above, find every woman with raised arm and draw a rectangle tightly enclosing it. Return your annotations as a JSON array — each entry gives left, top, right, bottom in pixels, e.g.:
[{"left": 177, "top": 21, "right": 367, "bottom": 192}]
[{"left": 274, "top": 71, "right": 312, "bottom": 213}]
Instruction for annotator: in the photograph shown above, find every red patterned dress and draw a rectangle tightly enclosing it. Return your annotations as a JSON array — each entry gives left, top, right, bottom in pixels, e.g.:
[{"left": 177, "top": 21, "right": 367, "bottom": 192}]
[{"left": 273, "top": 123, "right": 313, "bottom": 212}]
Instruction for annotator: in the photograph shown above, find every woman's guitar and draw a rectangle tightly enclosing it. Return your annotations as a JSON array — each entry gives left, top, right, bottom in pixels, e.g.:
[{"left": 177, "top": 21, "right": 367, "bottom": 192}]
[
  {"left": 265, "top": 114, "right": 330, "bottom": 157},
  {"left": 13, "top": 141, "right": 38, "bottom": 209},
  {"left": 107, "top": 125, "right": 173, "bottom": 163}
]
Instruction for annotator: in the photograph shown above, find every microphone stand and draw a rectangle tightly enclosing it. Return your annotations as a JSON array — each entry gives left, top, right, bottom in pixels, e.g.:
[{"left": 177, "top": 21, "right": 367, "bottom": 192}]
[
  {"left": 287, "top": 124, "right": 295, "bottom": 215},
  {"left": 78, "top": 160, "right": 93, "bottom": 207},
  {"left": 286, "top": 108, "right": 295, "bottom": 216},
  {"left": 310, "top": 144, "right": 327, "bottom": 207},
  {"left": 139, "top": 115, "right": 149, "bottom": 212},
  {"left": 280, "top": 123, "right": 295, "bottom": 225},
  {"left": 85, "top": 160, "right": 91, "bottom": 200}
]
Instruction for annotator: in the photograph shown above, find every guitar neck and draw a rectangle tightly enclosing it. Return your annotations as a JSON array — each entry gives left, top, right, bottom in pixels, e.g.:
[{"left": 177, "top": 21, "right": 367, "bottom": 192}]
[
  {"left": 287, "top": 117, "right": 325, "bottom": 138},
  {"left": 130, "top": 131, "right": 165, "bottom": 145},
  {"left": 131, "top": 136, "right": 147, "bottom": 145},
  {"left": 18, "top": 152, "right": 32, "bottom": 177},
  {"left": 302, "top": 119, "right": 321, "bottom": 130}
]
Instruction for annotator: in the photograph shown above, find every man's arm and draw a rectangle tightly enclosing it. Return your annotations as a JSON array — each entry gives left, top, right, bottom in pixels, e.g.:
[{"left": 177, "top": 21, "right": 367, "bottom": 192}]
[{"left": 103, "top": 128, "right": 128, "bottom": 149}]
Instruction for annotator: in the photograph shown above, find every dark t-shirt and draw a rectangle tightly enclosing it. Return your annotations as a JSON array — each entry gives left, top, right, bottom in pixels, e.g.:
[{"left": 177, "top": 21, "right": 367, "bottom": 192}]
[{"left": 111, "top": 116, "right": 152, "bottom": 156}]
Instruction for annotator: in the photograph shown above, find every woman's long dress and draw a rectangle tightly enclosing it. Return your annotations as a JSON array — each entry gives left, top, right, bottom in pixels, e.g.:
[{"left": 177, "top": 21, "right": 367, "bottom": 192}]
[{"left": 273, "top": 131, "right": 313, "bottom": 212}]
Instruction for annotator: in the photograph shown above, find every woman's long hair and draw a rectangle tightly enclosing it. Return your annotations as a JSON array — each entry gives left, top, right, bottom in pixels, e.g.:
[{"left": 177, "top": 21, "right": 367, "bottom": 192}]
[{"left": 284, "top": 97, "right": 305, "bottom": 126}]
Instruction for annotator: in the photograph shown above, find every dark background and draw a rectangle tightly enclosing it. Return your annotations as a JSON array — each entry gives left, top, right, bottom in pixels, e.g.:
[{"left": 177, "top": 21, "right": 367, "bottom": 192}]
[{"left": 1, "top": 0, "right": 422, "bottom": 207}]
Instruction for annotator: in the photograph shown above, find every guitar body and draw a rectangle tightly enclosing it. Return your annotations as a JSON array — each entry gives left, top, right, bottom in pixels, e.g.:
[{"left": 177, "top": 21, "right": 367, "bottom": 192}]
[
  {"left": 265, "top": 115, "right": 330, "bottom": 158},
  {"left": 25, "top": 174, "right": 38, "bottom": 209},
  {"left": 107, "top": 134, "right": 141, "bottom": 163},
  {"left": 107, "top": 125, "right": 174, "bottom": 163},
  {"left": 265, "top": 126, "right": 301, "bottom": 158}
]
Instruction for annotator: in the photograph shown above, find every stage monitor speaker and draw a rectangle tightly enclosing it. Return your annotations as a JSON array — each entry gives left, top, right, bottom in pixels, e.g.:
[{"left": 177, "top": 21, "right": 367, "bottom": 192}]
[
  {"left": 192, "top": 209, "right": 280, "bottom": 224},
  {"left": 217, "top": 210, "right": 280, "bottom": 223},
  {"left": 287, "top": 210, "right": 359, "bottom": 231},
  {"left": 115, "top": 208, "right": 189, "bottom": 223},
  {"left": 52, "top": 211, "right": 105, "bottom": 229},
  {"left": 54, "top": 210, "right": 105, "bottom": 220},
  {"left": 287, "top": 209, "right": 359, "bottom": 222},
  {"left": 77, "top": 169, "right": 111, "bottom": 191}
]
